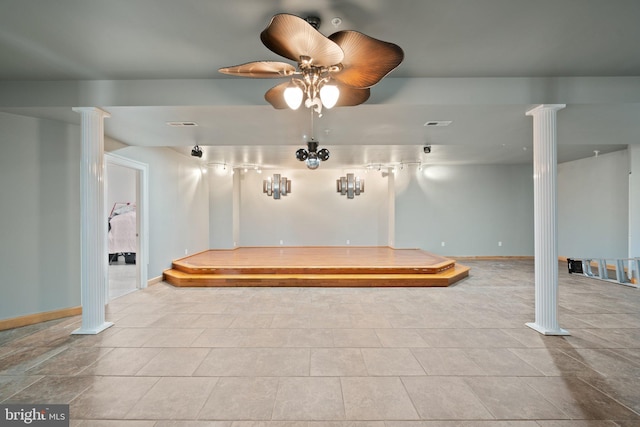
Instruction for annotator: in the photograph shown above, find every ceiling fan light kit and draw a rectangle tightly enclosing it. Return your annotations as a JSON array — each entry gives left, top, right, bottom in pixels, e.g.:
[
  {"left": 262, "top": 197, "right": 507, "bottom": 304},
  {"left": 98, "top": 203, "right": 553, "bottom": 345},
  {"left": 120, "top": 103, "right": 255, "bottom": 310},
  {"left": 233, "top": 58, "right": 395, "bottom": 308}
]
[
  {"left": 219, "top": 13, "right": 404, "bottom": 116},
  {"left": 319, "top": 84, "right": 340, "bottom": 109},
  {"left": 284, "top": 82, "right": 304, "bottom": 109}
]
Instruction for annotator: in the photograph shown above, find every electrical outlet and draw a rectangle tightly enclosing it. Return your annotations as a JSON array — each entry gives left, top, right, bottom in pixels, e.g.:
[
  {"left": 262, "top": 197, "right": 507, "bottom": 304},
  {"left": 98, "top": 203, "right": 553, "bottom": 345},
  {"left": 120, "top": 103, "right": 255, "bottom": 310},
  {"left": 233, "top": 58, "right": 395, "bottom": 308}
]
[
  {"left": 498, "top": 241, "right": 502, "bottom": 247},
  {"left": 441, "top": 241, "right": 446, "bottom": 247},
  {"left": 279, "top": 240, "right": 284, "bottom": 245},
  {"left": 346, "top": 240, "right": 350, "bottom": 245},
  {"left": 185, "top": 249, "right": 188, "bottom": 255}
]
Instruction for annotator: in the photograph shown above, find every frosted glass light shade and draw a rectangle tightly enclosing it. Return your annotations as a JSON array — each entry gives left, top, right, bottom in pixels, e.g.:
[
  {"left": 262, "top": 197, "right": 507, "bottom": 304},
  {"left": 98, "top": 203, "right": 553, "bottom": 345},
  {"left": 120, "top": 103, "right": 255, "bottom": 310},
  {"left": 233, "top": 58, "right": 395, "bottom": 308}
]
[
  {"left": 284, "top": 85, "right": 303, "bottom": 110},
  {"left": 320, "top": 84, "right": 339, "bottom": 109}
]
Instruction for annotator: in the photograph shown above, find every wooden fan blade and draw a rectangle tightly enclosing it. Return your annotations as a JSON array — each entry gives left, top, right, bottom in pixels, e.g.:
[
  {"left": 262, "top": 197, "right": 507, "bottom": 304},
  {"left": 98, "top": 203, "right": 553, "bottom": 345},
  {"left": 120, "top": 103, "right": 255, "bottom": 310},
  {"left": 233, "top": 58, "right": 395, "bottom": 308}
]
[
  {"left": 218, "top": 61, "right": 296, "bottom": 78},
  {"left": 329, "top": 30, "right": 404, "bottom": 88},
  {"left": 260, "top": 14, "right": 344, "bottom": 67},
  {"left": 264, "top": 82, "right": 291, "bottom": 109},
  {"left": 335, "top": 85, "right": 370, "bottom": 107}
]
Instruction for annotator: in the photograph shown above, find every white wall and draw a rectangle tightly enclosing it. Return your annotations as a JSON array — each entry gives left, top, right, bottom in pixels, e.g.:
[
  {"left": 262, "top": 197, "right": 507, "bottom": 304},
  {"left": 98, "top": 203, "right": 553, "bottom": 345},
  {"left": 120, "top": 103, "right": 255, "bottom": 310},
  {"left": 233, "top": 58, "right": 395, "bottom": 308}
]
[
  {"left": 239, "top": 168, "right": 389, "bottom": 246},
  {"left": 558, "top": 149, "right": 629, "bottom": 258},
  {"left": 108, "top": 146, "right": 210, "bottom": 278},
  {"left": 0, "top": 112, "right": 80, "bottom": 320},
  {"left": 630, "top": 145, "right": 640, "bottom": 258},
  {"left": 394, "top": 164, "right": 535, "bottom": 256}
]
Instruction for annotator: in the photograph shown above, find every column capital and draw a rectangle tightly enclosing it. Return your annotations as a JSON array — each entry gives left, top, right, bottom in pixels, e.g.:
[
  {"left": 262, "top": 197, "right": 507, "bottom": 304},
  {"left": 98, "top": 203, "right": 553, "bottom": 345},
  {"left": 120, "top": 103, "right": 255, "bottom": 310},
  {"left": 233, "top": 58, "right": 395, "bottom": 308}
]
[
  {"left": 72, "top": 106, "right": 111, "bottom": 118},
  {"left": 526, "top": 104, "right": 566, "bottom": 116}
]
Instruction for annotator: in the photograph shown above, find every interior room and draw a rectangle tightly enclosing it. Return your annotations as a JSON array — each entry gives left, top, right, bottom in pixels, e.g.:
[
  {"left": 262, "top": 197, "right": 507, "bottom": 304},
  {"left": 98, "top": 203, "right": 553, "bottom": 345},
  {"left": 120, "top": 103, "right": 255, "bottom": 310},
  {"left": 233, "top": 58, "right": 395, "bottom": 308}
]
[
  {"left": 0, "top": 0, "right": 639, "bottom": 425},
  {"left": 106, "top": 161, "right": 138, "bottom": 299}
]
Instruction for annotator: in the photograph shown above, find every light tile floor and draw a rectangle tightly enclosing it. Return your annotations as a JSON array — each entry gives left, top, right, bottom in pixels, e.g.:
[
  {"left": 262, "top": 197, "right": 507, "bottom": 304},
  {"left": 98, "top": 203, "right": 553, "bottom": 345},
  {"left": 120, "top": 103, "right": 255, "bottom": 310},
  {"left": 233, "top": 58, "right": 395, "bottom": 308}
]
[
  {"left": 109, "top": 257, "right": 137, "bottom": 300},
  {"left": 1, "top": 259, "right": 640, "bottom": 426}
]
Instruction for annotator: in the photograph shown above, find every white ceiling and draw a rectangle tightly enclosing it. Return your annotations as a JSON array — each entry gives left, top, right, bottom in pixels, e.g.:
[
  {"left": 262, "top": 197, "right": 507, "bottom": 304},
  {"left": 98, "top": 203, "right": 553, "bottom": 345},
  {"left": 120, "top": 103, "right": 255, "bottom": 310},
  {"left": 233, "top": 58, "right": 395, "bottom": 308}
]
[{"left": 1, "top": 0, "right": 638, "bottom": 168}]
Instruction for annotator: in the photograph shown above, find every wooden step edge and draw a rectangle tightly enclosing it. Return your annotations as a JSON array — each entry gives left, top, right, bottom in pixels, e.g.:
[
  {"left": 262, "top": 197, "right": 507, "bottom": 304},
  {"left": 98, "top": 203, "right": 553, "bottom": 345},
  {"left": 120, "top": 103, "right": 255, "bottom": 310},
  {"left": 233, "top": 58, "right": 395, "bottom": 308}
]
[
  {"left": 170, "top": 262, "right": 456, "bottom": 275},
  {"left": 163, "top": 266, "right": 468, "bottom": 280},
  {"left": 162, "top": 265, "right": 469, "bottom": 288}
]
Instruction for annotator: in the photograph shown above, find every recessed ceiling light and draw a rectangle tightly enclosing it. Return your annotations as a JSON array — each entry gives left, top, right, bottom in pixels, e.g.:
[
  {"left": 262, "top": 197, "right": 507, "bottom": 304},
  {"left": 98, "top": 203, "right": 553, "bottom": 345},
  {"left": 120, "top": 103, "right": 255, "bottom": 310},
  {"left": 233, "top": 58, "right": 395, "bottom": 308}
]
[
  {"left": 166, "top": 121, "right": 198, "bottom": 127},
  {"left": 424, "top": 121, "right": 452, "bottom": 127}
]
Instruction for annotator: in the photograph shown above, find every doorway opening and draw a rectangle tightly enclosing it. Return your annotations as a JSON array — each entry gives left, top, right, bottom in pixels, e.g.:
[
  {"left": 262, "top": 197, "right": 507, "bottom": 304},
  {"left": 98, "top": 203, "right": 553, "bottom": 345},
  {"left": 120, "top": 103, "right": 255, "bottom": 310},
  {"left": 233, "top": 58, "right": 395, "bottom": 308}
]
[{"left": 105, "top": 153, "right": 149, "bottom": 301}]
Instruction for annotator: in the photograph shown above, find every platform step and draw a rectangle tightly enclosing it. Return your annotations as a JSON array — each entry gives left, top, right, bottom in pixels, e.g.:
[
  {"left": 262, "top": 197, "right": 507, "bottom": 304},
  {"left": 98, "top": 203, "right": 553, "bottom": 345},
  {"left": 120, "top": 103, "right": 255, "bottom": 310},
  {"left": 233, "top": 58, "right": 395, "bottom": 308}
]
[{"left": 163, "top": 264, "right": 470, "bottom": 288}]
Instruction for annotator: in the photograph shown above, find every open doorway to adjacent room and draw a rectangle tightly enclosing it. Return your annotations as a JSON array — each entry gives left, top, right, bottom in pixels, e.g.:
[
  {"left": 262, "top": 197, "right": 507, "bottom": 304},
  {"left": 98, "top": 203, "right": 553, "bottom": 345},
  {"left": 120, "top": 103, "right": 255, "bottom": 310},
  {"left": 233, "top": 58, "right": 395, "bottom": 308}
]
[{"left": 105, "top": 153, "right": 149, "bottom": 301}]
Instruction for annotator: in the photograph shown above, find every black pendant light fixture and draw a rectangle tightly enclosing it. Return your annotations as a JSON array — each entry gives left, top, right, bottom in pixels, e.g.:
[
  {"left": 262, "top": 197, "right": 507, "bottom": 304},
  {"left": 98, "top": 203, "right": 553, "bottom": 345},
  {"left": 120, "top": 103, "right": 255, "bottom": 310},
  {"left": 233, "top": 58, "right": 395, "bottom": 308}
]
[
  {"left": 295, "top": 110, "right": 329, "bottom": 169},
  {"left": 296, "top": 139, "right": 330, "bottom": 169}
]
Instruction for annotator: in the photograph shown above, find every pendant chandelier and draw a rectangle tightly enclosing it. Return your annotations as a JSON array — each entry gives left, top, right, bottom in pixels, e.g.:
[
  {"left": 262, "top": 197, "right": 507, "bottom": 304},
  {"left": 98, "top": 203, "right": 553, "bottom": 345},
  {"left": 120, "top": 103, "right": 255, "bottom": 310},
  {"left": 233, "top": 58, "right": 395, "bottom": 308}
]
[{"left": 295, "top": 110, "right": 330, "bottom": 169}]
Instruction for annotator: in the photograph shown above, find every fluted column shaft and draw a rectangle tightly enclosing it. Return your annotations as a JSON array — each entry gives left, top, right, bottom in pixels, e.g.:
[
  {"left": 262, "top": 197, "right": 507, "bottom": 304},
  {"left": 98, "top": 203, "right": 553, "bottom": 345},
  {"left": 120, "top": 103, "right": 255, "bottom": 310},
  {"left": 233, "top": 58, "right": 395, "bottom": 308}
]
[
  {"left": 526, "top": 104, "right": 569, "bottom": 336},
  {"left": 72, "top": 107, "right": 113, "bottom": 335}
]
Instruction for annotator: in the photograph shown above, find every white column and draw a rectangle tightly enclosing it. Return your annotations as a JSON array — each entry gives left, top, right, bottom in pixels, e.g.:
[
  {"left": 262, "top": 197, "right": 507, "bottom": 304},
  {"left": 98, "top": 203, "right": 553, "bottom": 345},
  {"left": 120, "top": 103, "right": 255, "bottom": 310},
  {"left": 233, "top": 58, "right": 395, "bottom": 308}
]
[
  {"left": 526, "top": 104, "right": 569, "bottom": 336},
  {"left": 387, "top": 168, "right": 396, "bottom": 248},
  {"left": 72, "top": 107, "right": 113, "bottom": 335}
]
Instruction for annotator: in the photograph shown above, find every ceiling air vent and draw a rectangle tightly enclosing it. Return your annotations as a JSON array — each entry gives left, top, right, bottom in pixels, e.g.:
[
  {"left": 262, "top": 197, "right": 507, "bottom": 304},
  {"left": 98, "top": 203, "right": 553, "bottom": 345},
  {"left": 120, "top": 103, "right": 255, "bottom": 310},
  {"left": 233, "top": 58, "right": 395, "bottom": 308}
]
[
  {"left": 166, "top": 121, "right": 199, "bottom": 127},
  {"left": 424, "top": 121, "right": 452, "bottom": 127}
]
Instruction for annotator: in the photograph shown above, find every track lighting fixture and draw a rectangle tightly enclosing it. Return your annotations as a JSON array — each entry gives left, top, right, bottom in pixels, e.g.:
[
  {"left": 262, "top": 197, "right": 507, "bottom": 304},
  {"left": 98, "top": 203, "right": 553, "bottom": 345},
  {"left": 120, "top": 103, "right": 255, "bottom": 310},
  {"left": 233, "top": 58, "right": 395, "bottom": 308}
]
[
  {"left": 295, "top": 139, "right": 330, "bottom": 169},
  {"left": 191, "top": 145, "right": 203, "bottom": 158},
  {"left": 364, "top": 161, "right": 424, "bottom": 171}
]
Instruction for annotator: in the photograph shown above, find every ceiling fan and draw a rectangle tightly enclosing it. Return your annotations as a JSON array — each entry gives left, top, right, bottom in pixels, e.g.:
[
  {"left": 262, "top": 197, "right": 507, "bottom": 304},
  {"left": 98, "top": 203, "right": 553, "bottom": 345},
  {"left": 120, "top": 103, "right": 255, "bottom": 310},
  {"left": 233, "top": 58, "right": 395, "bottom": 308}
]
[{"left": 219, "top": 13, "right": 404, "bottom": 116}]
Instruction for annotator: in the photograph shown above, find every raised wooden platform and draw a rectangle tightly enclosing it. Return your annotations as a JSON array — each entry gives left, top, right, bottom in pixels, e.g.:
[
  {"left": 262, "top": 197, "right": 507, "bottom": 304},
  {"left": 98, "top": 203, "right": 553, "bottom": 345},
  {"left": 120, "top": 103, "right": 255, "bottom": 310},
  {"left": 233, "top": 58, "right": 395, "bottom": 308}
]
[{"left": 163, "top": 247, "right": 470, "bottom": 287}]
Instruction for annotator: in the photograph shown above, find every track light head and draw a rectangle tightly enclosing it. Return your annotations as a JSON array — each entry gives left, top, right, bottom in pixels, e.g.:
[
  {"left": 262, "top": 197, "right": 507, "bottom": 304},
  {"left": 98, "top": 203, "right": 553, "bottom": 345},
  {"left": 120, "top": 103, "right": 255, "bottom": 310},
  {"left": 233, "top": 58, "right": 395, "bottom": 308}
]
[
  {"left": 317, "top": 148, "right": 330, "bottom": 161},
  {"left": 191, "top": 145, "right": 203, "bottom": 158},
  {"left": 296, "top": 148, "right": 309, "bottom": 161},
  {"left": 423, "top": 145, "right": 431, "bottom": 154}
]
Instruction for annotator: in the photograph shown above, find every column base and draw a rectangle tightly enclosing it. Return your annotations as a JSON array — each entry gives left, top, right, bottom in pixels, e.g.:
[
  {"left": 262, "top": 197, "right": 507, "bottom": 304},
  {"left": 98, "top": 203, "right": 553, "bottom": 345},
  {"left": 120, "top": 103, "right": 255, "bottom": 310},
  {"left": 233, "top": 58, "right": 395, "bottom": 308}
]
[
  {"left": 72, "top": 321, "right": 114, "bottom": 335},
  {"left": 526, "top": 322, "right": 570, "bottom": 336}
]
